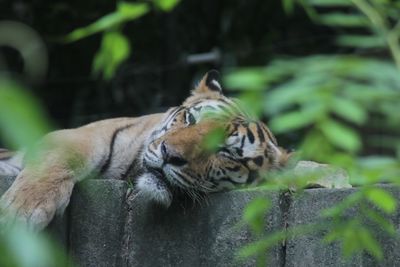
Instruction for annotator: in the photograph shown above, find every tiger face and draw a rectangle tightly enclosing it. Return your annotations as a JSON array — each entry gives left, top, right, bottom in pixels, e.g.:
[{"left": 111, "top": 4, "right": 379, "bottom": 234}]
[{"left": 137, "top": 70, "right": 287, "bottom": 206}]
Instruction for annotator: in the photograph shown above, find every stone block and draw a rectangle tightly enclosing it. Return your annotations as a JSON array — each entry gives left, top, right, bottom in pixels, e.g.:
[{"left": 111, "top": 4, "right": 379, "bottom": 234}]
[
  {"left": 46, "top": 212, "right": 69, "bottom": 249},
  {"left": 362, "top": 185, "right": 400, "bottom": 267},
  {"left": 285, "top": 186, "right": 400, "bottom": 267},
  {"left": 118, "top": 189, "right": 284, "bottom": 267},
  {"left": 69, "top": 180, "right": 128, "bottom": 267}
]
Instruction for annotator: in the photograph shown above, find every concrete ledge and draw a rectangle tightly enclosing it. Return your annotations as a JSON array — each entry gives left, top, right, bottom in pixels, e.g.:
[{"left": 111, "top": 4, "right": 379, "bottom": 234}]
[
  {"left": 119, "top": 189, "right": 283, "bottom": 267},
  {"left": 69, "top": 180, "right": 128, "bottom": 267},
  {"left": 286, "top": 186, "right": 400, "bottom": 267},
  {"left": 1, "top": 177, "right": 400, "bottom": 267},
  {"left": 285, "top": 188, "right": 363, "bottom": 267}
]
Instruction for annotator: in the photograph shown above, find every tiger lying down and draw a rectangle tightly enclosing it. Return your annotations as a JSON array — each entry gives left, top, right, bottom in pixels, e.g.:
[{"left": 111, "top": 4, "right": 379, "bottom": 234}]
[{"left": 0, "top": 70, "right": 291, "bottom": 231}]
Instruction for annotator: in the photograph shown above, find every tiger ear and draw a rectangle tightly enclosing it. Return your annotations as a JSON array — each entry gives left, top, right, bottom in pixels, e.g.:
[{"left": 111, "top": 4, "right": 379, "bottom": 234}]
[{"left": 193, "top": 70, "right": 223, "bottom": 95}]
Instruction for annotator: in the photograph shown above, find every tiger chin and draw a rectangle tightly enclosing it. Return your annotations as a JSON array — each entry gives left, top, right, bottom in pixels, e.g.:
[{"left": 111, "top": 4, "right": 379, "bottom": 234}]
[{"left": 0, "top": 70, "right": 290, "bottom": 231}]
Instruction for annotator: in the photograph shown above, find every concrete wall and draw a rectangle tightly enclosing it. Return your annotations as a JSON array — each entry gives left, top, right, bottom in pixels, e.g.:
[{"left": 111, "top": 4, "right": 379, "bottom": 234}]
[{"left": 1, "top": 179, "right": 399, "bottom": 267}]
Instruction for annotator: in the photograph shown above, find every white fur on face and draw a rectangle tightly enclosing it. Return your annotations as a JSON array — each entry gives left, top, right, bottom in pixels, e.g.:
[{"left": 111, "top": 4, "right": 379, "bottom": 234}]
[{"left": 136, "top": 172, "right": 172, "bottom": 207}]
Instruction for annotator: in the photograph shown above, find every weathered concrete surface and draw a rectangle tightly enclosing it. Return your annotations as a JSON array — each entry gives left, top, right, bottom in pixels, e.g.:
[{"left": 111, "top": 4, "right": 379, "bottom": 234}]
[
  {"left": 285, "top": 186, "right": 400, "bottom": 267},
  {"left": 285, "top": 188, "right": 362, "bottom": 267},
  {"left": 359, "top": 185, "right": 400, "bottom": 267},
  {"left": 118, "top": 189, "right": 283, "bottom": 267},
  {"left": 47, "top": 213, "right": 69, "bottom": 249},
  {"left": 2, "top": 176, "right": 400, "bottom": 267},
  {"left": 69, "top": 180, "right": 128, "bottom": 267}
]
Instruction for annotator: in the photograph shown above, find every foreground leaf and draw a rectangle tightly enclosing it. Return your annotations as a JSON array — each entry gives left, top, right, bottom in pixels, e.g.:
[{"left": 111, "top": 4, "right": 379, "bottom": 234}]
[
  {"left": 365, "top": 188, "right": 397, "bottom": 214},
  {"left": 320, "top": 120, "right": 361, "bottom": 152},
  {"left": 92, "top": 31, "right": 131, "bottom": 79},
  {"left": 64, "top": 2, "right": 149, "bottom": 42},
  {"left": 0, "top": 80, "right": 51, "bottom": 149}
]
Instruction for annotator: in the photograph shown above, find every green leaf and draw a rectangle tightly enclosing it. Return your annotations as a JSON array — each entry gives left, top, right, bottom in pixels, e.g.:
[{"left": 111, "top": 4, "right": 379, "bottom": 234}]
[
  {"left": 342, "top": 221, "right": 361, "bottom": 257},
  {"left": 243, "top": 198, "right": 270, "bottom": 235},
  {"left": 64, "top": 13, "right": 123, "bottom": 42},
  {"left": 153, "top": 0, "right": 181, "bottom": 11},
  {"left": 337, "top": 35, "right": 386, "bottom": 48},
  {"left": 0, "top": 80, "right": 51, "bottom": 149},
  {"left": 324, "top": 228, "right": 340, "bottom": 243},
  {"left": 358, "top": 156, "right": 398, "bottom": 169},
  {"left": 243, "top": 198, "right": 270, "bottom": 223},
  {"left": 320, "top": 120, "right": 361, "bottom": 152},
  {"left": 117, "top": 2, "right": 150, "bottom": 18},
  {"left": 263, "top": 76, "right": 323, "bottom": 114},
  {"left": 237, "top": 230, "right": 287, "bottom": 259},
  {"left": 224, "top": 69, "right": 266, "bottom": 90},
  {"left": 331, "top": 97, "right": 368, "bottom": 125},
  {"left": 1, "top": 221, "right": 73, "bottom": 267},
  {"left": 238, "top": 91, "right": 264, "bottom": 118},
  {"left": 269, "top": 105, "right": 321, "bottom": 133},
  {"left": 321, "top": 192, "right": 363, "bottom": 218},
  {"left": 307, "top": 0, "right": 352, "bottom": 6},
  {"left": 64, "top": 2, "right": 149, "bottom": 42},
  {"left": 92, "top": 31, "right": 131, "bottom": 79},
  {"left": 320, "top": 13, "right": 369, "bottom": 27},
  {"left": 300, "top": 130, "right": 333, "bottom": 160},
  {"left": 283, "top": 0, "right": 295, "bottom": 14},
  {"left": 358, "top": 226, "right": 383, "bottom": 260},
  {"left": 365, "top": 187, "right": 397, "bottom": 214},
  {"left": 364, "top": 209, "right": 396, "bottom": 235},
  {"left": 237, "top": 238, "right": 270, "bottom": 259},
  {"left": 269, "top": 111, "right": 311, "bottom": 133},
  {"left": 201, "top": 126, "right": 226, "bottom": 152}
]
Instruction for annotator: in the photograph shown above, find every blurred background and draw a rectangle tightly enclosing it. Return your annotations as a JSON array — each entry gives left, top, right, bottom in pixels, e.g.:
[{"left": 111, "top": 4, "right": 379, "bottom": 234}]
[
  {"left": 0, "top": 0, "right": 340, "bottom": 143},
  {"left": 1, "top": 0, "right": 399, "bottom": 157}
]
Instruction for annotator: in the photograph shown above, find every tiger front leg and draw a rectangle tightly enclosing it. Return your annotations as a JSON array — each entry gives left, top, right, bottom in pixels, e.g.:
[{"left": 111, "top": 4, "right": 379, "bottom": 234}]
[
  {"left": 0, "top": 169, "right": 75, "bottom": 231},
  {"left": 0, "top": 131, "right": 92, "bottom": 231}
]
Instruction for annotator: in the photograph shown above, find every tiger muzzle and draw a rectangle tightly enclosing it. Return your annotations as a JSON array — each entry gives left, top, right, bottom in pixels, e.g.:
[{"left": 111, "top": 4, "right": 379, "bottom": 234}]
[{"left": 160, "top": 141, "right": 188, "bottom": 167}]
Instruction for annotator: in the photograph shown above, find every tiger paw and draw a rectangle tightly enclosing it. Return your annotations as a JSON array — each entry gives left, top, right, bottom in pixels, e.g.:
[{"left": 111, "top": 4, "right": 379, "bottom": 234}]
[
  {"left": 294, "top": 160, "right": 352, "bottom": 189},
  {"left": 0, "top": 178, "right": 73, "bottom": 232},
  {"left": 0, "top": 190, "right": 58, "bottom": 231}
]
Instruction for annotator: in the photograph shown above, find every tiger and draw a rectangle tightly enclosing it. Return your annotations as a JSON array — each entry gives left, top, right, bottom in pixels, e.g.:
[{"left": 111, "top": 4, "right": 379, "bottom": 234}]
[{"left": 0, "top": 70, "right": 290, "bottom": 231}]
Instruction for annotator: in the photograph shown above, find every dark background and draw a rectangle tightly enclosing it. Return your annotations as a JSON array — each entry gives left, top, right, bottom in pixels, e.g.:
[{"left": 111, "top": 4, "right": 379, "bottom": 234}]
[
  {"left": 0, "top": 0, "right": 339, "bottom": 127},
  {"left": 11, "top": 0, "right": 395, "bottom": 155}
]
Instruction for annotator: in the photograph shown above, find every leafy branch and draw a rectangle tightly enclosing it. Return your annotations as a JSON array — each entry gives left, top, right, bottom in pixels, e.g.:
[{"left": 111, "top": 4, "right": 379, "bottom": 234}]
[
  {"left": 228, "top": 0, "right": 400, "bottom": 263},
  {"left": 63, "top": 0, "right": 181, "bottom": 79}
]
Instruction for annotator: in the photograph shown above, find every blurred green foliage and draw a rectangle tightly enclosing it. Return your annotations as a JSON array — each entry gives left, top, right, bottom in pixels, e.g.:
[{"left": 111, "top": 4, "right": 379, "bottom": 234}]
[
  {"left": 0, "top": 2, "right": 183, "bottom": 266},
  {"left": 225, "top": 0, "right": 400, "bottom": 264},
  {"left": 0, "top": 80, "right": 71, "bottom": 267},
  {"left": 0, "top": 221, "right": 72, "bottom": 267},
  {"left": 201, "top": 126, "right": 226, "bottom": 153},
  {"left": 64, "top": 0, "right": 181, "bottom": 79},
  {"left": 64, "top": 2, "right": 150, "bottom": 43},
  {"left": 227, "top": 56, "right": 400, "bottom": 159},
  {"left": 0, "top": 79, "right": 52, "bottom": 150},
  {"left": 93, "top": 30, "right": 131, "bottom": 79}
]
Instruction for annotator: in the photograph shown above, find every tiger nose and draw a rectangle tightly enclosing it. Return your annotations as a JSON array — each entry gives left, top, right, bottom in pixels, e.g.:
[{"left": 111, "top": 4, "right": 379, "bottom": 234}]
[{"left": 160, "top": 141, "right": 188, "bottom": 166}]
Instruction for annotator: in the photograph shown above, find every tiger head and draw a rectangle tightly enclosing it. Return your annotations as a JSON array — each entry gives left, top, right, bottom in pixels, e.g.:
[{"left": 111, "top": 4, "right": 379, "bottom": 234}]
[{"left": 137, "top": 70, "right": 289, "bottom": 206}]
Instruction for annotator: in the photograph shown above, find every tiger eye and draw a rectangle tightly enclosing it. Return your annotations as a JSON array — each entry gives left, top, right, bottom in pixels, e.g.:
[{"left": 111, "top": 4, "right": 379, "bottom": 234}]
[{"left": 187, "top": 113, "right": 196, "bottom": 125}]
